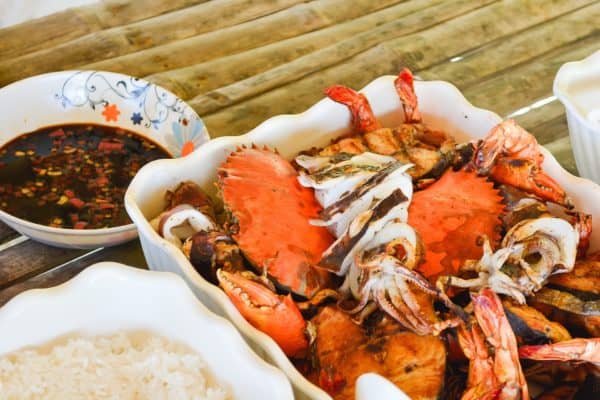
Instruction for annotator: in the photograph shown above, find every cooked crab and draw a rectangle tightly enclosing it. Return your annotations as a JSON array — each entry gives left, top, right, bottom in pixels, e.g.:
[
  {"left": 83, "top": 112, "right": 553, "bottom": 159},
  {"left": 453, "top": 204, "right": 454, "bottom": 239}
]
[
  {"left": 408, "top": 169, "right": 505, "bottom": 279},
  {"left": 217, "top": 269, "right": 309, "bottom": 358},
  {"left": 218, "top": 145, "right": 335, "bottom": 298}
]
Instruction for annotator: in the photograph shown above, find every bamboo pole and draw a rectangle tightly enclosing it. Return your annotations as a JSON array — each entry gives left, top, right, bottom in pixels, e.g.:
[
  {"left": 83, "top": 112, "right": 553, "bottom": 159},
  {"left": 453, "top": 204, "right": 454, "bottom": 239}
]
[
  {"left": 544, "top": 136, "right": 577, "bottom": 175},
  {"left": 463, "top": 33, "right": 600, "bottom": 119},
  {"left": 0, "top": 241, "right": 85, "bottom": 290},
  {"left": 0, "top": 240, "right": 143, "bottom": 306},
  {"left": 0, "top": 223, "right": 17, "bottom": 243},
  {"left": 0, "top": 0, "right": 209, "bottom": 60},
  {"left": 0, "top": 0, "right": 305, "bottom": 86},
  {"left": 419, "top": 2, "right": 600, "bottom": 90},
  {"left": 200, "top": 0, "right": 593, "bottom": 137},
  {"left": 512, "top": 100, "right": 565, "bottom": 137},
  {"left": 145, "top": 0, "right": 446, "bottom": 99},
  {"left": 188, "top": 0, "right": 495, "bottom": 116},
  {"left": 84, "top": 0, "right": 403, "bottom": 79}
]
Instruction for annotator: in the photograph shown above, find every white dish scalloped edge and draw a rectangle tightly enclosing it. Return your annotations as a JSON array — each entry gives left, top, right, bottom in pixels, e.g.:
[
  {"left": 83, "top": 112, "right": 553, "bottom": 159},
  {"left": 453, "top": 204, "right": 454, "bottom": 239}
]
[
  {"left": 125, "top": 75, "right": 600, "bottom": 400},
  {"left": 0, "top": 262, "right": 293, "bottom": 399}
]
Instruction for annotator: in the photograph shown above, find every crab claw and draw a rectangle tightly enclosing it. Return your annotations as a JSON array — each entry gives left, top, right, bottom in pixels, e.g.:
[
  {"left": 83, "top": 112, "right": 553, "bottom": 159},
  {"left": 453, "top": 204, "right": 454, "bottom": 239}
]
[
  {"left": 519, "top": 338, "right": 600, "bottom": 365},
  {"left": 474, "top": 119, "right": 572, "bottom": 208},
  {"left": 216, "top": 269, "right": 308, "bottom": 358},
  {"left": 325, "top": 85, "right": 381, "bottom": 133}
]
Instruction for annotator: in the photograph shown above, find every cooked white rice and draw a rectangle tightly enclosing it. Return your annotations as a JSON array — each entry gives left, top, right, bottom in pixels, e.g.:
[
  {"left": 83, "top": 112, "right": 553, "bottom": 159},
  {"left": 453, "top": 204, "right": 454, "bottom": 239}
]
[{"left": 0, "top": 332, "right": 230, "bottom": 400}]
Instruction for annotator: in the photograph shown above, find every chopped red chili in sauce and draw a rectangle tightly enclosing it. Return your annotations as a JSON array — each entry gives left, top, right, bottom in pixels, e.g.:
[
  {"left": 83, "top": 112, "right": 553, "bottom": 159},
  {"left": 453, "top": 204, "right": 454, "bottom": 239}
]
[{"left": 0, "top": 124, "right": 171, "bottom": 229}]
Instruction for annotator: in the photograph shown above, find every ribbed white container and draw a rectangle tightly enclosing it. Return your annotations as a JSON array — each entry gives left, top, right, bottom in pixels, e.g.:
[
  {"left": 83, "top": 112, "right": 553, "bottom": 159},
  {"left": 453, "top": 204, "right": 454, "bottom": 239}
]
[{"left": 554, "top": 49, "right": 600, "bottom": 184}]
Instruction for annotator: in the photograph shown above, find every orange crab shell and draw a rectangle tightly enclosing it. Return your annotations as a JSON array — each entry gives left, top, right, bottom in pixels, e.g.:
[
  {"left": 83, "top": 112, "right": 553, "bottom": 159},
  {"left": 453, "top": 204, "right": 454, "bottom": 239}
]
[
  {"left": 408, "top": 169, "right": 505, "bottom": 279},
  {"left": 218, "top": 146, "right": 334, "bottom": 298},
  {"left": 217, "top": 270, "right": 309, "bottom": 358}
]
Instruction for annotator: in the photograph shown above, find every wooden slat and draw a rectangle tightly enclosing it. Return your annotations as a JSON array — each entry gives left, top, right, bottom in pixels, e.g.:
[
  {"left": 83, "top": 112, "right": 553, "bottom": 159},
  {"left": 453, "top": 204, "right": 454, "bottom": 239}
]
[
  {"left": 84, "top": 0, "right": 405, "bottom": 78},
  {"left": 0, "top": 222, "right": 18, "bottom": 244},
  {"left": 146, "top": 0, "right": 446, "bottom": 99},
  {"left": 418, "top": 2, "right": 600, "bottom": 89},
  {"left": 200, "top": 0, "right": 593, "bottom": 137},
  {"left": 544, "top": 136, "right": 578, "bottom": 175},
  {"left": 521, "top": 109, "right": 568, "bottom": 146},
  {"left": 0, "top": 0, "right": 305, "bottom": 86},
  {"left": 0, "top": 240, "right": 146, "bottom": 307},
  {"left": 0, "top": 240, "right": 87, "bottom": 289},
  {"left": 512, "top": 98, "right": 564, "bottom": 137},
  {"left": 0, "top": 0, "right": 209, "bottom": 59},
  {"left": 462, "top": 32, "right": 600, "bottom": 128},
  {"left": 189, "top": 0, "right": 495, "bottom": 115}
]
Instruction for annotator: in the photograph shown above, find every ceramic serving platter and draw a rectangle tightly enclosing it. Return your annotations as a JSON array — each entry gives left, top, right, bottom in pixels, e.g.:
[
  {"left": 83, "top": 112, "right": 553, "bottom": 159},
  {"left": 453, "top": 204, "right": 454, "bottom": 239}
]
[{"left": 125, "top": 75, "right": 600, "bottom": 399}]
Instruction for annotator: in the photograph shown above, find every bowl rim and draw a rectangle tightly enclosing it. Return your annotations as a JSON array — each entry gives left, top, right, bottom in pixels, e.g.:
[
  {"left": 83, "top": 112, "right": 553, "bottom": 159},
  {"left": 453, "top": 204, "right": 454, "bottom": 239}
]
[
  {"left": 553, "top": 48, "right": 600, "bottom": 132},
  {"left": 0, "top": 69, "right": 204, "bottom": 240}
]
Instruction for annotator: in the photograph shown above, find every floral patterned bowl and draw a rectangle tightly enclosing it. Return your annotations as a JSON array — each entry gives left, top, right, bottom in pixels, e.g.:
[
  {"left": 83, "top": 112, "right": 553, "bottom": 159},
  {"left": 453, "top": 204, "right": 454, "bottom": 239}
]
[{"left": 0, "top": 70, "right": 209, "bottom": 248}]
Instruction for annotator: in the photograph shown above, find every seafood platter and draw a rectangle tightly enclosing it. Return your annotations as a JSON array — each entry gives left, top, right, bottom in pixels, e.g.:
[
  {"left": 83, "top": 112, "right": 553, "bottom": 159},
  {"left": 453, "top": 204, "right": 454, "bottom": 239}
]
[{"left": 126, "top": 69, "right": 600, "bottom": 399}]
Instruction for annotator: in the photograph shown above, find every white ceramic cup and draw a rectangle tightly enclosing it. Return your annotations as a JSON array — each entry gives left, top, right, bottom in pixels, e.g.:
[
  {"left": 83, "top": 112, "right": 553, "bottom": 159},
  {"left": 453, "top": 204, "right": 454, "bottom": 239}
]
[{"left": 554, "top": 48, "right": 600, "bottom": 184}]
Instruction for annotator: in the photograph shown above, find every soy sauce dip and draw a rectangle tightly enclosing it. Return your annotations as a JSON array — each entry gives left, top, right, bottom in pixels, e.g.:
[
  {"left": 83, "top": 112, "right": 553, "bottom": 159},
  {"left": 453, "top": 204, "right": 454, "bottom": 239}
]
[{"left": 0, "top": 124, "right": 171, "bottom": 229}]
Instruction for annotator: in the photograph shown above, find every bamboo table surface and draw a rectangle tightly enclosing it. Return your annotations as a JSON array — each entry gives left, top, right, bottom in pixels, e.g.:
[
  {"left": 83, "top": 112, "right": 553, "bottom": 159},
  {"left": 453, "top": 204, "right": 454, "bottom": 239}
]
[{"left": 0, "top": 0, "right": 598, "bottom": 306}]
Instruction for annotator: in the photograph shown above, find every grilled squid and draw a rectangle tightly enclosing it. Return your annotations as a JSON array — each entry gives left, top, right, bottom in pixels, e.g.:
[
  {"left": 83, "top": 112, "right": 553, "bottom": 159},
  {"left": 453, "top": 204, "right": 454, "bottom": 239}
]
[
  {"left": 151, "top": 204, "right": 215, "bottom": 248},
  {"left": 296, "top": 151, "right": 396, "bottom": 208},
  {"left": 439, "top": 217, "right": 579, "bottom": 304}
]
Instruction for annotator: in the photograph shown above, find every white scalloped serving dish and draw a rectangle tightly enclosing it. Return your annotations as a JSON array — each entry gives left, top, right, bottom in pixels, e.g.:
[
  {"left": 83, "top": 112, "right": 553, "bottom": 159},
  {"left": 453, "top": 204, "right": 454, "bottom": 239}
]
[
  {"left": 125, "top": 75, "right": 600, "bottom": 400},
  {"left": 0, "top": 262, "right": 293, "bottom": 399}
]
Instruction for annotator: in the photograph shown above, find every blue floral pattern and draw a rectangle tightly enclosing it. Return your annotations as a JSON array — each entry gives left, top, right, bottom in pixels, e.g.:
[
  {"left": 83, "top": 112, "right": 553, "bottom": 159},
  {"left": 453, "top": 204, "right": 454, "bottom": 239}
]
[
  {"left": 54, "top": 71, "right": 209, "bottom": 157},
  {"left": 130, "top": 112, "right": 143, "bottom": 125}
]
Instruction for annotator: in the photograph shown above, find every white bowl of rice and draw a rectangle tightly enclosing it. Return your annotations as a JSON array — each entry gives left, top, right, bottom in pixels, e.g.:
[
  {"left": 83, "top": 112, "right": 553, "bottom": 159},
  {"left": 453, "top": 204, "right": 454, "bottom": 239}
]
[{"left": 0, "top": 262, "right": 294, "bottom": 399}]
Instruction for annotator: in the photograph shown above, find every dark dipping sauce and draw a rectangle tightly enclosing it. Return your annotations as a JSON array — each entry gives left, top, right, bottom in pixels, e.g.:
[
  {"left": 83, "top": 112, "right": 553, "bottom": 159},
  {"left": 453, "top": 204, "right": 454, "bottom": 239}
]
[{"left": 0, "top": 124, "right": 171, "bottom": 229}]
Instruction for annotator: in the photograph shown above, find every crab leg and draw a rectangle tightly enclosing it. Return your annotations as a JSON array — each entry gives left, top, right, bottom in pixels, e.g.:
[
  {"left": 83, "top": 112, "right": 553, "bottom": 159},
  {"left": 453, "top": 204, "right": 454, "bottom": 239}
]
[
  {"left": 519, "top": 338, "right": 600, "bottom": 366},
  {"left": 394, "top": 68, "right": 422, "bottom": 123},
  {"left": 325, "top": 85, "right": 381, "bottom": 133},
  {"left": 217, "top": 270, "right": 308, "bottom": 358}
]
